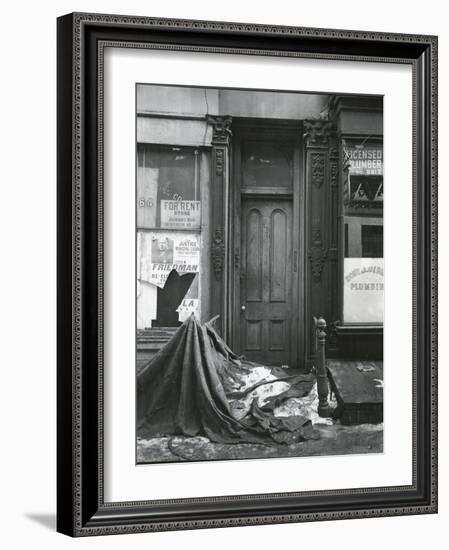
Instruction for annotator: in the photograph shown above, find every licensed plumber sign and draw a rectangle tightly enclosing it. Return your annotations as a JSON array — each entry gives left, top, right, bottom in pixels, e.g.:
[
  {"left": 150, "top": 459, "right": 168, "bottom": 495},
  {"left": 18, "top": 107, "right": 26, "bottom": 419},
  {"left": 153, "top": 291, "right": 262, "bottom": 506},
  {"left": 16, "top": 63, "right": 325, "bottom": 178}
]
[
  {"left": 344, "top": 258, "right": 384, "bottom": 323},
  {"left": 161, "top": 200, "right": 201, "bottom": 229},
  {"left": 346, "top": 144, "right": 383, "bottom": 176}
]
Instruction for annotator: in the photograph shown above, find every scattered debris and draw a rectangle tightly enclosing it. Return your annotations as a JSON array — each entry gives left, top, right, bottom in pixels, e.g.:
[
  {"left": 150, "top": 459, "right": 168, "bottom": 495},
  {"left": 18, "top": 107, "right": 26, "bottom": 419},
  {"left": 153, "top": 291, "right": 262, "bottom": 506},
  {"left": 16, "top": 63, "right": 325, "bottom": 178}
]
[{"left": 137, "top": 316, "right": 383, "bottom": 463}]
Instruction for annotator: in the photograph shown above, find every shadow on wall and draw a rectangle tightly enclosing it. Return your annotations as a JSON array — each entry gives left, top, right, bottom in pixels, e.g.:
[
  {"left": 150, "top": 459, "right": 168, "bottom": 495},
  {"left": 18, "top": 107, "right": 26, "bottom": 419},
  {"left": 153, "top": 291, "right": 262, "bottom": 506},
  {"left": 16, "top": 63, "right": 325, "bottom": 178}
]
[{"left": 25, "top": 513, "right": 56, "bottom": 531}]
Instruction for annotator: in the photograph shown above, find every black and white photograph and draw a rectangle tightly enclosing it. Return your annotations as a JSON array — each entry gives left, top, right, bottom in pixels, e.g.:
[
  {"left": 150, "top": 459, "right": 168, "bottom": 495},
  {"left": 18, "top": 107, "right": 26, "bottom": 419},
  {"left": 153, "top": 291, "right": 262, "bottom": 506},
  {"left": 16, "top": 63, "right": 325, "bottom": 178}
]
[
  {"left": 0, "top": 0, "right": 442, "bottom": 545},
  {"left": 135, "top": 84, "right": 384, "bottom": 464}
]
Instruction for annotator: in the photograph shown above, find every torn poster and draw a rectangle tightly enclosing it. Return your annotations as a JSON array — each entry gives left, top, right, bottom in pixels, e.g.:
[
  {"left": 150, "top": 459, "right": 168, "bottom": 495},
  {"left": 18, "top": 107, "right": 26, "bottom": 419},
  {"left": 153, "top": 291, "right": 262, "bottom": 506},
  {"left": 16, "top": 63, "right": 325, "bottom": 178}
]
[
  {"left": 138, "top": 231, "right": 201, "bottom": 289},
  {"left": 176, "top": 275, "right": 200, "bottom": 322}
]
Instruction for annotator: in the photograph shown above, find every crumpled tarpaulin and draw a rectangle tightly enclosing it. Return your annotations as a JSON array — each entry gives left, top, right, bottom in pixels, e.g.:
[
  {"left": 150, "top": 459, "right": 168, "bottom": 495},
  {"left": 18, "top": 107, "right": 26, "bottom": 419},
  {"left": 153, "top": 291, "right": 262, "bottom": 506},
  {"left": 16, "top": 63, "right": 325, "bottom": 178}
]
[{"left": 137, "top": 315, "right": 318, "bottom": 445}]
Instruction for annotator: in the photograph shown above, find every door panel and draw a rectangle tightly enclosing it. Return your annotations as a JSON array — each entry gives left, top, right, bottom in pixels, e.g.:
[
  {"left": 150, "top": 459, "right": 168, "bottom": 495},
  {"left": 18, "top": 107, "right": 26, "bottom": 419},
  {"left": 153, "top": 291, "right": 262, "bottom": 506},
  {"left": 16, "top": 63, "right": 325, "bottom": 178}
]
[
  {"left": 246, "top": 209, "right": 263, "bottom": 302},
  {"left": 241, "top": 199, "right": 293, "bottom": 365},
  {"left": 270, "top": 208, "right": 288, "bottom": 302}
]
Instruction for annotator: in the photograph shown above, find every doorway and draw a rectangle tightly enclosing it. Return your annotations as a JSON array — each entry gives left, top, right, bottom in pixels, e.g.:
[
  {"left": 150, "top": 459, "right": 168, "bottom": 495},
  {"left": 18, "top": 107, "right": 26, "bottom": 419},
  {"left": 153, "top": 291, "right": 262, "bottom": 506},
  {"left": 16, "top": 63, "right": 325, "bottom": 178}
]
[
  {"left": 240, "top": 198, "right": 293, "bottom": 365},
  {"left": 230, "top": 125, "right": 304, "bottom": 368}
]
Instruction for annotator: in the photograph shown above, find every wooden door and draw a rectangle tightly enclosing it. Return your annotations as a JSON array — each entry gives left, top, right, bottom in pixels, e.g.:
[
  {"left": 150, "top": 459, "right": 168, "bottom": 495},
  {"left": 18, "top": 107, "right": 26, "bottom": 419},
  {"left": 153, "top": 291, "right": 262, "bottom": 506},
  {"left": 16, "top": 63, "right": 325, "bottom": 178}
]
[{"left": 240, "top": 198, "right": 293, "bottom": 366}]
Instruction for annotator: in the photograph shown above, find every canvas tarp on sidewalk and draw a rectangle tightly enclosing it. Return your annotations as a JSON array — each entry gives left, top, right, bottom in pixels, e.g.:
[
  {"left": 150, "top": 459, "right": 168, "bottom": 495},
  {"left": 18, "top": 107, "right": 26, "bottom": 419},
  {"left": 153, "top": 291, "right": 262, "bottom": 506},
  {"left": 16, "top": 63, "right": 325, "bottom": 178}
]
[{"left": 137, "top": 315, "right": 317, "bottom": 445}]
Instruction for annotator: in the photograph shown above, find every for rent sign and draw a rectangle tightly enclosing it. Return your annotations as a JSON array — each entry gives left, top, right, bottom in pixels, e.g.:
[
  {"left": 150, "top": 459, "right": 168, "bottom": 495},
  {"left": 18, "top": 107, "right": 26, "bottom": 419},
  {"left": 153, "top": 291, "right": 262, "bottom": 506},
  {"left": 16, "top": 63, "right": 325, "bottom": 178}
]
[{"left": 160, "top": 200, "right": 201, "bottom": 229}]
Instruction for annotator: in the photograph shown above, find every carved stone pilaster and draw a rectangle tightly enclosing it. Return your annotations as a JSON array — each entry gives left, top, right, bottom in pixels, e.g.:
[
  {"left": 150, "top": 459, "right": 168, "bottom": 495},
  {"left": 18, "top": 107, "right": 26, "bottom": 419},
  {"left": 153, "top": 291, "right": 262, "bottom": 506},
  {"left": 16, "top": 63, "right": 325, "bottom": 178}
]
[
  {"left": 206, "top": 115, "right": 232, "bottom": 178},
  {"left": 304, "top": 120, "right": 332, "bottom": 147},
  {"left": 214, "top": 149, "right": 225, "bottom": 176},
  {"left": 211, "top": 226, "right": 225, "bottom": 280},
  {"left": 309, "top": 226, "right": 327, "bottom": 282},
  {"left": 329, "top": 147, "right": 339, "bottom": 188},
  {"left": 304, "top": 119, "right": 338, "bottom": 366},
  {"left": 311, "top": 152, "right": 325, "bottom": 188},
  {"left": 206, "top": 115, "right": 232, "bottom": 146},
  {"left": 206, "top": 115, "right": 232, "bottom": 337}
]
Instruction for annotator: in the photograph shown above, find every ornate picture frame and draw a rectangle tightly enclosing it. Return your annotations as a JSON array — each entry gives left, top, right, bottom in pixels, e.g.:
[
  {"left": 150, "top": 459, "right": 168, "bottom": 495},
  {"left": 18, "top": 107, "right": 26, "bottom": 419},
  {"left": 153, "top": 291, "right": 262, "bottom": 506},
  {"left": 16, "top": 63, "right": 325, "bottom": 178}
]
[{"left": 57, "top": 12, "right": 437, "bottom": 536}]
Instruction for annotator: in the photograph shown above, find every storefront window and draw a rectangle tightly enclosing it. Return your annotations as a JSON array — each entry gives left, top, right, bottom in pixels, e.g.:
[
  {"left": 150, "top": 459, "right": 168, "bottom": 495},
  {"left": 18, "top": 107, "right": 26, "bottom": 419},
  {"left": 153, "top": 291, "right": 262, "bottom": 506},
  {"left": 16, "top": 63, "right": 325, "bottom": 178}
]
[
  {"left": 361, "top": 225, "right": 383, "bottom": 258},
  {"left": 137, "top": 145, "right": 207, "bottom": 329},
  {"left": 137, "top": 145, "right": 201, "bottom": 229},
  {"left": 342, "top": 139, "right": 384, "bottom": 324}
]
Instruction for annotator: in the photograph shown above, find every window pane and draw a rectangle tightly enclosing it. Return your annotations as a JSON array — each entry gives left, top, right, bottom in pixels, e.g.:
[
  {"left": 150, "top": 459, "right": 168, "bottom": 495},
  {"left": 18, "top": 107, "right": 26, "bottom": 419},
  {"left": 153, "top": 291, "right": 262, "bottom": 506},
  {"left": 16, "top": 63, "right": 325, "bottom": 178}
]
[
  {"left": 242, "top": 140, "right": 293, "bottom": 188},
  {"left": 137, "top": 145, "right": 201, "bottom": 229},
  {"left": 342, "top": 139, "right": 384, "bottom": 324},
  {"left": 136, "top": 146, "right": 209, "bottom": 330},
  {"left": 362, "top": 225, "right": 383, "bottom": 258}
]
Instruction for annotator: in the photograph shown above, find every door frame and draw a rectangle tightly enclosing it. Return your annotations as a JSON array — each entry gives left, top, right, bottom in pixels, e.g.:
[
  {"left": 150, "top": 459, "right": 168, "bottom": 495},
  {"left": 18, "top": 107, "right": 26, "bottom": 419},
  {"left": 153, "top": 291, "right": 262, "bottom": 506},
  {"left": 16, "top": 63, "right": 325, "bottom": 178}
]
[{"left": 228, "top": 120, "right": 306, "bottom": 369}]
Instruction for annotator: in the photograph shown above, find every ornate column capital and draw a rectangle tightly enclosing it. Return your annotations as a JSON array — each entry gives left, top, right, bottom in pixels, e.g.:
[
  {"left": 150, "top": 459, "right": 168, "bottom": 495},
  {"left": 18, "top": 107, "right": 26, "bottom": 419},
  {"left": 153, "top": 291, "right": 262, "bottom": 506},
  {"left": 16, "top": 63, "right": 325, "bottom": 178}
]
[
  {"left": 304, "top": 119, "right": 332, "bottom": 147},
  {"left": 206, "top": 115, "right": 232, "bottom": 146}
]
